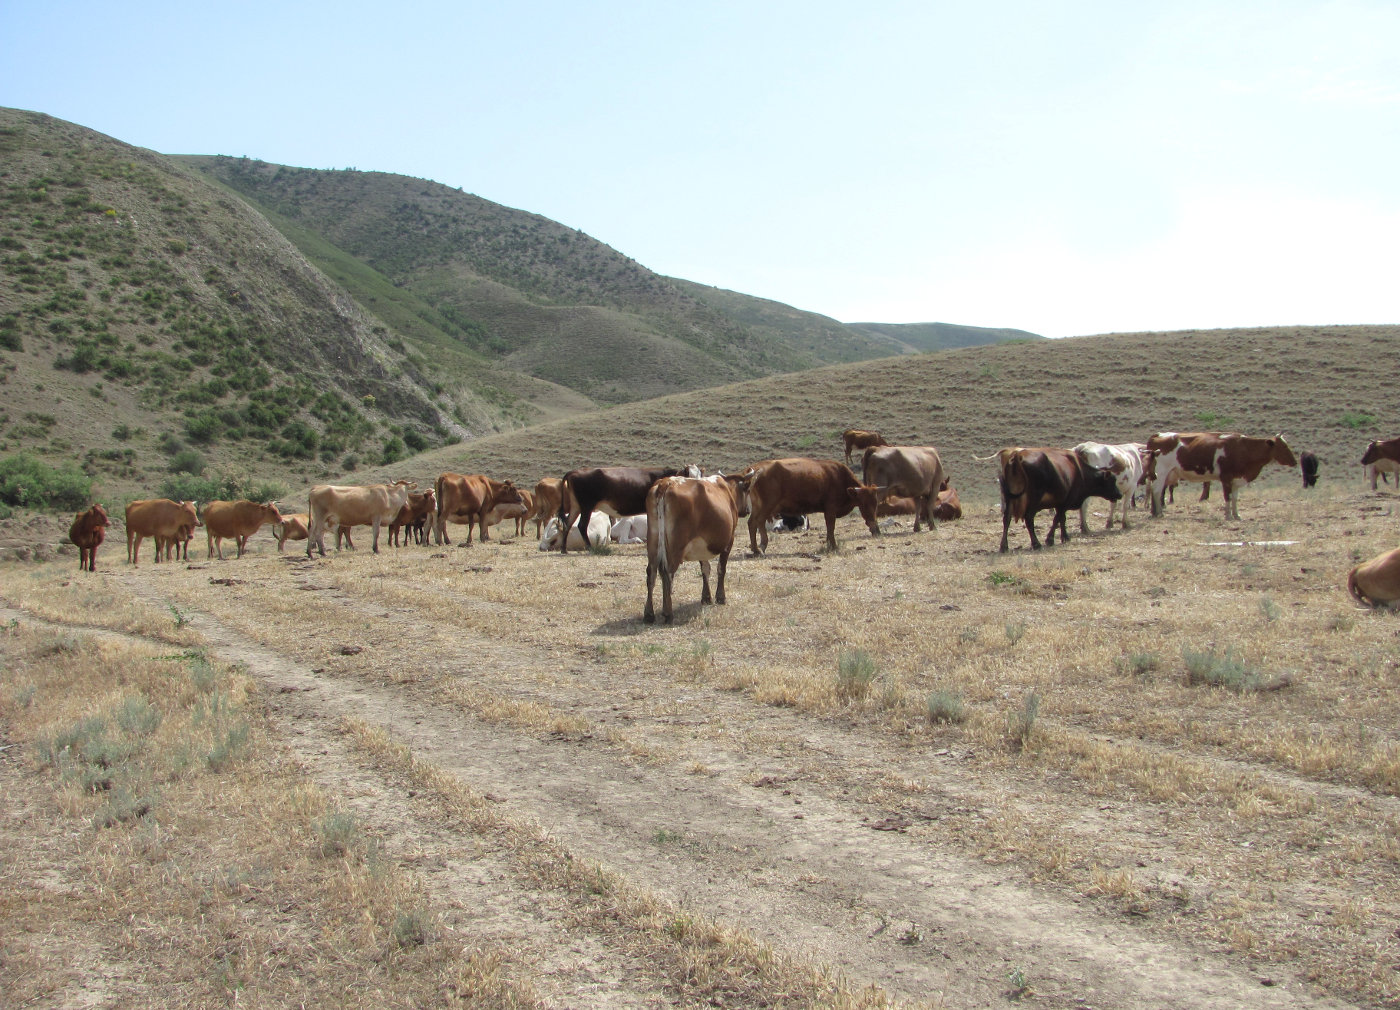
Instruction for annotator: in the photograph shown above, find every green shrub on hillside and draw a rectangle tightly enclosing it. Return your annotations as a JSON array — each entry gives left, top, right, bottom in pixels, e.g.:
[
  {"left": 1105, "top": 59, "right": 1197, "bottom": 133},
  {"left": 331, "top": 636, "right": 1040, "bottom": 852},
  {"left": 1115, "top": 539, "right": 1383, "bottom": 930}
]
[
  {"left": 168, "top": 449, "right": 205, "bottom": 475},
  {"left": 0, "top": 454, "right": 93, "bottom": 510}
]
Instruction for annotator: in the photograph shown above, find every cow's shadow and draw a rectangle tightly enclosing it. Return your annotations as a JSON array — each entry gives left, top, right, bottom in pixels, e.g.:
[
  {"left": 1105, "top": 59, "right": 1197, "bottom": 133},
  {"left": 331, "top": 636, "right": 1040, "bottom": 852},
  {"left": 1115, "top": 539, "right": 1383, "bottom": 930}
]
[{"left": 593, "top": 600, "right": 710, "bottom": 635}]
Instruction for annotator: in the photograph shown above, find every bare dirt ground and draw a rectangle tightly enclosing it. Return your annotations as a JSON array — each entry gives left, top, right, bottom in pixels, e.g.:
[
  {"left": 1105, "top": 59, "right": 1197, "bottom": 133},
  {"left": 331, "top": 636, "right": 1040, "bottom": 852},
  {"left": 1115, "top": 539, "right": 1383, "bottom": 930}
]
[{"left": 3, "top": 472, "right": 1399, "bottom": 1007}]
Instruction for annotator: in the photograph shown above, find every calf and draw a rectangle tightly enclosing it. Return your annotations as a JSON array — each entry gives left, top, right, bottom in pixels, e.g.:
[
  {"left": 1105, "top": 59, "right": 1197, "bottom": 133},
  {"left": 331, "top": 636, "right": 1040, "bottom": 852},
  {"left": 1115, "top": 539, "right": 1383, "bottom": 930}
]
[
  {"left": 644, "top": 474, "right": 747, "bottom": 623},
  {"left": 539, "top": 512, "right": 612, "bottom": 552},
  {"left": 1300, "top": 451, "right": 1319, "bottom": 488},
  {"left": 1361, "top": 438, "right": 1400, "bottom": 490},
  {"left": 68, "top": 503, "right": 110, "bottom": 572},
  {"left": 843, "top": 428, "right": 888, "bottom": 466},
  {"left": 388, "top": 489, "right": 437, "bottom": 547},
  {"left": 274, "top": 513, "right": 309, "bottom": 552}
]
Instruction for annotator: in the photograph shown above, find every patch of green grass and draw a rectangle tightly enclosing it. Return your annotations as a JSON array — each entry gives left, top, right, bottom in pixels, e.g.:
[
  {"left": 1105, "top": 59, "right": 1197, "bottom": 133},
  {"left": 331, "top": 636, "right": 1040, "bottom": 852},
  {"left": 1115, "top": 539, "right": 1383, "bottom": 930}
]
[
  {"left": 1339, "top": 411, "right": 1377, "bottom": 429},
  {"left": 836, "top": 648, "right": 878, "bottom": 701},
  {"left": 926, "top": 690, "right": 966, "bottom": 724},
  {"left": 1181, "top": 644, "right": 1263, "bottom": 692}
]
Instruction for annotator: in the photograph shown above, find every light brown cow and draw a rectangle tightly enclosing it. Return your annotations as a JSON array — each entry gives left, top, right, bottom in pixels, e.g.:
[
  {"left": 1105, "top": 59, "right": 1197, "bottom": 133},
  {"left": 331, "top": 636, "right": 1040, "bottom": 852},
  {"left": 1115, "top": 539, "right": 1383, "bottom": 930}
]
[
  {"left": 274, "top": 513, "right": 309, "bottom": 552},
  {"left": 203, "top": 499, "right": 282, "bottom": 560},
  {"left": 68, "top": 503, "right": 110, "bottom": 572},
  {"left": 1348, "top": 547, "right": 1400, "bottom": 609},
  {"left": 1147, "top": 432, "right": 1296, "bottom": 519},
  {"left": 480, "top": 488, "right": 532, "bottom": 537},
  {"left": 389, "top": 489, "right": 437, "bottom": 547},
  {"left": 125, "top": 499, "right": 200, "bottom": 567},
  {"left": 307, "top": 480, "right": 416, "bottom": 556},
  {"left": 843, "top": 428, "right": 888, "bottom": 466},
  {"left": 527, "top": 478, "right": 569, "bottom": 538},
  {"left": 743, "top": 457, "right": 879, "bottom": 555},
  {"left": 434, "top": 473, "right": 523, "bottom": 545},
  {"left": 861, "top": 445, "right": 946, "bottom": 533},
  {"left": 644, "top": 474, "right": 748, "bottom": 624}
]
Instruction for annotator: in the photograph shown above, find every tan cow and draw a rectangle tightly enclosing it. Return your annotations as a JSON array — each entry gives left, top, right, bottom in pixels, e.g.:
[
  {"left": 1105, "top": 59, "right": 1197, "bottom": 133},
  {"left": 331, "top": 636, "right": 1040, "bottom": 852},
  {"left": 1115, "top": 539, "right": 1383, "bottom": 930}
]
[
  {"left": 203, "top": 499, "right": 282, "bottom": 560},
  {"left": 644, "top": 474, "right": 748, "bottom": 624},
  {"left": 843, "top": 428, "right": 888, "bottom": 466},
  {"left": 307, "top": 480, "right": 416, "bottom": 556},
  {"left": 482, "top": 488, "right": 532, "bottom": 538},
  {"left": 434, "top": 473, "right": 523, "bottom": 545},
  {"left": 1348, "top": 547, "right": 1400, "bottom": 609},
  {"left": 861, "top": 445, "right": 946, "bottom": 533},
  {"left": 125, "top": 499, "right": 200, "bottom": 567},
  {"left": 274, "top": 513, "right": 309, "bottom": 552},
  {"left": 529, "top": 478, "right": 571, "bottom": 538}
]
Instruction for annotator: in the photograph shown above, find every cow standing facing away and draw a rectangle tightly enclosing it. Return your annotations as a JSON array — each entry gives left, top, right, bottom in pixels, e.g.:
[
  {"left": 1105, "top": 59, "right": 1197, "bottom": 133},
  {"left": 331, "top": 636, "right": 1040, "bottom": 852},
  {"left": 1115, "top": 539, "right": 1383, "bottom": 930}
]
[
  {"left": 1072, "top": 441, "right": 1146, "bottom": 532},
  {"left": 126, "top": 499, "right": 200, "bottom": 567},
  {"left": 558, "top": 466, "right": 694, "bottom": 554},
  {"left": 1300, "top": 452, "right": 1319, "bottom": 488},
  {"left": 1147, "top": 432, "right": 1297, "bottom": 519},
  {"left": 994, "top": 448, "right": 1122, "bottom": 552},
  {"left": 68, "top": 504, "right": 109, "bottom": 572},
  {"left": 861, "top": 445, "right": 946, "bottom": 533},
  {"left": 743, "top": 458, "right": 879, "bottom": 555},
  {"left": 307, "top": 481, "right": 416, "bottom": 557},
  {"left": 843, "top": 429, "right": 888, "bottom": 467},
  {"left": 644, "top": 474, "right": 748, "bottom": 624},
  {"left": 203, "top": 499, "right": 282, "bottom": 560}
]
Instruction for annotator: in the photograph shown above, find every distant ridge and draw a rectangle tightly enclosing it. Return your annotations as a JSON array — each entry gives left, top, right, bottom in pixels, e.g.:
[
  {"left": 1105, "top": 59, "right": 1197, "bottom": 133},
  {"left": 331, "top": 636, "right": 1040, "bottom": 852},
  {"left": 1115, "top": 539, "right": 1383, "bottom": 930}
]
[{"left": 845, "top": 321, "right": 1044, "bottom": 352}]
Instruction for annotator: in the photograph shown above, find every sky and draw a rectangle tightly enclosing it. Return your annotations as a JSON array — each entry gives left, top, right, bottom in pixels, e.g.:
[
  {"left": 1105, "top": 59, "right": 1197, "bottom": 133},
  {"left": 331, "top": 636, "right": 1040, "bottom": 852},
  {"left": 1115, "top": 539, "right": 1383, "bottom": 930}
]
[{"left": 3, "top": 0, "right": 1398, "bottom": 338}]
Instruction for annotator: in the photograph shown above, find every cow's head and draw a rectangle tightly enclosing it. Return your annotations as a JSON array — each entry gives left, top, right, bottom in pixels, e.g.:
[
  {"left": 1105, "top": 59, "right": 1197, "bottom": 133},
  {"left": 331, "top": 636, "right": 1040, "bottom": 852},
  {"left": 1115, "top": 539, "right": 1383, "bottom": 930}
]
[
  {"left": 719, "top": 472, "right": 753, "bottom": 516},
  {"left": 1270, "top": 436, "right": 1297, "bottom": 468},
  {"left": 261, "top": 501, "right": 283, "bottom": 524},
  {"left": 89, "top": 504, "right": 110, "bottom": 526},
  {"left": 1361, "top": 441, "right": 1381, "bottom": 466},
  {"left": 182, "top": 501, "right": 203, "bottom": 527},
  {"left": 1085, "top": 468, "right": 1124, "bottom": 501},
  {"left": 847, "top": 484, "right": 882, "bottom": 535}
]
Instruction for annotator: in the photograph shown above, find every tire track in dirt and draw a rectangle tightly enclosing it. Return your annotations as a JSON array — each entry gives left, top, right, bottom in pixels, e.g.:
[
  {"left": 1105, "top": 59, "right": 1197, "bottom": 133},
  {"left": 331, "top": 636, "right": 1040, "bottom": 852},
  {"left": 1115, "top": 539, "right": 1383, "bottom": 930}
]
[{"left": 85, "top": 568, "right": 1353, "bottom": 1009}]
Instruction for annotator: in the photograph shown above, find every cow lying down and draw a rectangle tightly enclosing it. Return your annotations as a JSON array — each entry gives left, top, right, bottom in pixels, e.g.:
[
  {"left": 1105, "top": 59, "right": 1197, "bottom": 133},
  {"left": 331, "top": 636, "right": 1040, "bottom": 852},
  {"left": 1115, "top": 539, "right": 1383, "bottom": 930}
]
[
  {"left": 540, "top": 512, "right": 612, "bottom": 552},
  {"left": 610, "top": 515, "right": 648, "bottom": 544},
  {"left": 1348, "top": 547, "right": 1400, "bottom": 609}
]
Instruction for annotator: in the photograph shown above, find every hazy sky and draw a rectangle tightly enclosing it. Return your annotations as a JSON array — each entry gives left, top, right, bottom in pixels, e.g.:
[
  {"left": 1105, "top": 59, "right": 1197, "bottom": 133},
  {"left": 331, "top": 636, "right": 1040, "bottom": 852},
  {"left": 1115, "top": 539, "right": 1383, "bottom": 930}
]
[{"left": 4, "top": 1, "right": 1397, "bottom": 338}]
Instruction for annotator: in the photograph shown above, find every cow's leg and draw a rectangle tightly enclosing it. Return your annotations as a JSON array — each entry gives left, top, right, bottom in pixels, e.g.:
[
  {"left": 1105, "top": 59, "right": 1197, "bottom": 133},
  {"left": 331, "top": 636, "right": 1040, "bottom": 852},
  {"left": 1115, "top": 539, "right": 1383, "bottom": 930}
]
[
  {"left": 576, "top": 508, "right": 594, "bottom": 551},
  {"left": 699, "top": 559, "right": 713, "bottom": 604},
  {"left": 1079, "top": 502, "right": 1092, "bottom": 535},
  {"left": 1025, "top": 510, "right": 1043, "bottom": 550},
  {"left": 999, "top": 506, "right": 1012, "bottom": 553},
  {"left": 715, "top": 547, "right": 729, "bottom": 604},
  {"left": 372, "top": 519, "right": 382, "bottom": 554},
  {"left": 1200, "top": 481, "right": 1211, "bottom": 501},
  {"left": 823, "top": 513, "right": 838, "bottom": 552},
  {"left": 644, "top": 557, "right": 658, "bottom": 623}
]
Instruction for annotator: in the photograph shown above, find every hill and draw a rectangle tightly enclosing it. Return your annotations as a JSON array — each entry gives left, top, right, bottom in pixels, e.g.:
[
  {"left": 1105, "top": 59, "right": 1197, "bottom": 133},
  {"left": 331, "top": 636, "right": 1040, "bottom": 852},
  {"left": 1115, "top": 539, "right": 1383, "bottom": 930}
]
[{"left": 845, "top": 320, "right": 1044, "bottom": 352}]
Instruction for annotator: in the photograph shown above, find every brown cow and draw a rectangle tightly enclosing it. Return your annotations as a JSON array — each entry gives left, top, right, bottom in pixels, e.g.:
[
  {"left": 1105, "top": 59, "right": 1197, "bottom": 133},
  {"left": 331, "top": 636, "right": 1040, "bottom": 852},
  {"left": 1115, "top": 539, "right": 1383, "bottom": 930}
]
[
  {"left": 68, "top": 504, "right": 110, "bottom": 572},
  {"left": 932, "top": 484, "right": 962, "bottom": 521},
  {"left": 994, "top": 448, "right": 1122, "bottom": 552},
  {"left": 1147, "top": 432, "right": 1297, "bottom": 519},
  {"left": 644, "top": 474, "right": 748, "bottom": 624},
  {"left": 481, "top": 487, "right": 532, "bottom": 537},
  {"left": 434, "top": 473, "right": 522, "bottom": 545},
  {"left": 861, "top": 445, "right": 946, "bottom": 533},
  {"left": 307, "top": 480, "right": 416, "bottom": 556},
  {"left": 843, "top": 428, "right": 888, "bottom": 466},
  {"left": 125, "top": 499, "right": 200, "bottom": 567},
  {"left": 743, "top": 457, "right": 879, "bottom": 555},
  {"left": 1347, "top": 547, "right": 1400, "bottom": 609},
  {"left": 876, "top": 495, "right": 918, "bottom": 517},
  {"left": 203, "top": 499, "right": 282, "bottom": 560},
  {"left": 389, "top": 489, "right": 437, "bottom": 547},
  {"left": 558, "top": 466, "right": 695, "bottom": 554},
  {"left": 528, "top": 478, "right": 570, "bottom": 538},
  {"left": 274, "top": 513, "right": 309, "bottom": 552},
  {"left": 1362, "top": 438, "right": 1400, "bottom": 490}
]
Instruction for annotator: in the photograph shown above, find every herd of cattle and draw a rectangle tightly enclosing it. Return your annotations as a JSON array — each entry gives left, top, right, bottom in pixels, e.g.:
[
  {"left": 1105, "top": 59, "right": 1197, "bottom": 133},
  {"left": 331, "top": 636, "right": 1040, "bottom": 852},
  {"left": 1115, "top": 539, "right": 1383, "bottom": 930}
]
[{"left": 61, "top": 430, "right": 1400, "bottom": 618}]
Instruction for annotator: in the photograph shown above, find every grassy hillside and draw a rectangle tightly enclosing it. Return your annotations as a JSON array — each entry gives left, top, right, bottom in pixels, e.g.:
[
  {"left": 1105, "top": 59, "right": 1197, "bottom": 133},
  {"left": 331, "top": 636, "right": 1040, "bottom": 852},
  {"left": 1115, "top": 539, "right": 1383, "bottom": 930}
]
[
  {"left": 352, "top": 324, "right": 1399, "bottom": 504},
  {"left": 846, "top": 320, "right": 1044, "bottom": 352}
]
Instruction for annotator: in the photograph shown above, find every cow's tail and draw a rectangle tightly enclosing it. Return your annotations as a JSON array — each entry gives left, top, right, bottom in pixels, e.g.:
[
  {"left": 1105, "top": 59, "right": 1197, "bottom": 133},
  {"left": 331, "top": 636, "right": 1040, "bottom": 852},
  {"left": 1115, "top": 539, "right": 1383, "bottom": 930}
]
[
  {"left": 651, "top": 486, "right": 669, "bottom": 577},
  {"left": 1347, "top": 567, "right": 1371, "bottom": 607},
  {"left": 434, "top": 474, "right": 446, "bottom": 523}
]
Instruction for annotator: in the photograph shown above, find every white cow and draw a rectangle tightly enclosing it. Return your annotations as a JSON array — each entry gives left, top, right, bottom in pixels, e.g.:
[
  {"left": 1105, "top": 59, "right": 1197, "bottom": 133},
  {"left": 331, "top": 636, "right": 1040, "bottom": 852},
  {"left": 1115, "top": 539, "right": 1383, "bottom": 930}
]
[
  {"left": 1072, "top": 441, "right": 1146, "bottom": 532},
  {"left": 539, "top": 512, "right": 612, "bottom": 552},
  {"left": 610, "top": 514, "right": 648, "bottom": 544}
]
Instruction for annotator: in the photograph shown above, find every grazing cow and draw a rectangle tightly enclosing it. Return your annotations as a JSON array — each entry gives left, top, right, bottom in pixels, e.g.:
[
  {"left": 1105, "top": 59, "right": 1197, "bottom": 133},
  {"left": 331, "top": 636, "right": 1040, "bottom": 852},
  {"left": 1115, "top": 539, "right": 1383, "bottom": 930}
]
[
  {"left": 538, "top": 512, "right": 612, "bottom": 552},
  {"left": 203, "top": 499, "right": 282, "bottom": 560},
  {"left": 388, "top": 489, "right": 437, "bottom": 547},
  {"left": 861, "top": 445, "right": 946, "bottom": 533},
  {"left": 125, "top": 499, "right": 200, "bottom": 567},
  {"left": 434, "top": 473, "right": 523, "bottom": 545},
  {"left": 1072, "top": 441, "right": 1146, "bottom": 532},
  {"left": 1361, "top": 438, "right": 1400, "bottom": 490},
  {"left": 274, "top": 513, "right": 309, "bottom": 552},
  {"left": 843, "top": 428, "right": 888, "bottom": 466},
  {"left": 932, "top": 484, "right": 962, "bottom": 521},
  {"left": 481, "top": 488, "right": 531, "bottom": 538},
  {"left": 644, "top": 474, "right": 748, "bottom": 623},
  {"left": 557, "top": 466, "right": 696, "bottom": 554},
  {"left": 306, "top": 480, "right": 416, "bottom": 557},
  {"left": 1147, "top": 432, "right": 1297, "bottom": 519},
  {"left": 743, "top": 457, "right": 879, "bottom": 555},
  {"left": 610, "top": 514, "right": 648, "bottom": 544},
  {"left": 68, "top": 504, "right": 110, "bottom": 572},
  {"left": 1300, "top": 451, "right": 1319, "bottom": 488},
  {"left": 1348, "top": 547, "right": 1400, "bottom": 608},
  {"left": 994, "top": 448, "right": 1122, "bottom": 552}
]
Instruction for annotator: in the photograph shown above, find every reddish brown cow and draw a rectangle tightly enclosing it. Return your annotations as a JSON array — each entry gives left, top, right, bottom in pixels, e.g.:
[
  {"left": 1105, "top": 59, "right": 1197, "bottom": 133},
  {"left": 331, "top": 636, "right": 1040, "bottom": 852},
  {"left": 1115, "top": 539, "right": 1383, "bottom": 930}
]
[
  {"left": 558, "top": 466, "right": 694, "bottom": 554},
  {"left": 203, "top": 499, "right": 282, "bottom": 560},
  {"left": 644, "top": 474, "right": 749, "bottom": 624},
  {"left": 389, "top": 489, "right": 437, "bottom": 547},
  {"left": 434, "top": 473, "right": 522, "bottom": 545},
  {"left": 1147, "top": 432, "right": 1297, "bottom": 519},
  {"left": 994, "top": 448, "right": 1122, "bottom": 552},
  {"left": 68, "top": 504, "right": 110, "bottom": 572},
  {"left": 932, "top": 484, "right": 962, "bottom": 521},
  {"left": 876, "top": 495, "right": 918, "bottom": 517},
  {"left": 743, "top": 457, "right": 879, "bottom": 555},
  {"left": 125, "top": 499, "right": 200, "bottom": 567},
  {"left": 1348, "top": 547, "right": 1400, "bottom": 609},
  {"left": 843, "top": 428, "right": 888, "bottom": 466}
]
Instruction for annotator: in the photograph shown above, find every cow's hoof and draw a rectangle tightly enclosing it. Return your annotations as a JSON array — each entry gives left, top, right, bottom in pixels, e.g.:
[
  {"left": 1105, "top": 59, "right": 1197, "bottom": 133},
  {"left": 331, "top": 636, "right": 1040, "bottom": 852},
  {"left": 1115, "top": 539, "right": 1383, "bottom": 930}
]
[
  {"left": 663, "top": 614, "right": 674, "bottom": 624},
  {"left": 643, "top": 612, "right": 655, "bottom": 624}
]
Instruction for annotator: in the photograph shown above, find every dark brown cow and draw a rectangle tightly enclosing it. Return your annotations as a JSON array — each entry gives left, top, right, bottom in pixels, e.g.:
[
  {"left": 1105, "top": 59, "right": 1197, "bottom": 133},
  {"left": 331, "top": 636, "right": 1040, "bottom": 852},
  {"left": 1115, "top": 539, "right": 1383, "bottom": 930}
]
[
  {"left": 861, "top": 445, "right": 946, "bottom": 533},
  {"left": 932, "top": 484, "right": 962, "bottom": 521},
  {"left": 558, "top": 466, "right": 694, "bottom": 554},
  {"left": 125, "top": 499, "right": 200, "bottom": 567},
  {"left": 843, "top": 428, "right": 888, "bottom": 466},
  {"left": 995, "top": 448, "right": 1122, "bottom": 552},
  {"left": 1147, "top": 432, "right": 1297, "bottom": 519},
  {"left": 1348, "top": 547, "right": 1400, "bottom": 609},
  {"left": 1300, "top": 451, "right": 1319, "bottom": 488},
  {"left": 743, "top": 457, "right": 879, "bottom": 554},
  {"left": 434, "top": 473, "right": 522, "bottom": 546},
  {"left": 1361, "top": 438, "right": 1400, "bottom": 491},
  {"left": 644, "top": 474, "right": 749, "bottom": 624},
  {"left": 389, "top": 489, "right": 437, "bottom": 547},
  {"left": 203, "top": 499, "right": 282, "bottom": 560},
  {"left": 68, "top": 504, "right": 110, "bottom": 572}
]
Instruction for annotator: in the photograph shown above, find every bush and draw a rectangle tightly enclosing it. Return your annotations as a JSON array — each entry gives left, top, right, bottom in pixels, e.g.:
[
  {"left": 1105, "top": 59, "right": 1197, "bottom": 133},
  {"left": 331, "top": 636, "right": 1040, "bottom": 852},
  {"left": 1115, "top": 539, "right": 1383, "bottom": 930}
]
[
  {"left": 927, "top": 690, "right": 966, "bottom": 724},
  {"left": 1006, "top": 692, "right": 1041, "bottom": 749},
  {"left": 1340, "top": 411, "right": 1377, "bottom": 430},
  {"left": 836, "top": 649, "right": 878, "bottom": 701},
  {"left": 167, "top": 449, "right": 205, "bottom": 475},
  {"left": 1182, "top": 644, "right": 1263, "bottom": 692},
  {"left": 0, "top": 454, "right": 93, "bottom": 510},
  {"left": 380, "top": 436, "right": 404, "bottom": 466},
  {"left": 158, "top": 473, "right": 223, "bottom": 502}
]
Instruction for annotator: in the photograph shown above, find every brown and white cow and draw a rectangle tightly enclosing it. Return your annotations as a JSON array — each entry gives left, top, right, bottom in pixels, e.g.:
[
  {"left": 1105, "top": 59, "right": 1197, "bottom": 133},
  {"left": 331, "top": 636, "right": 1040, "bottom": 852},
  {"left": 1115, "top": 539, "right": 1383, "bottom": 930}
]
[
  {"left": 434, "top": 473, "right": 522, "bottom": 545},
  {"left": 69, "top": 503, "right": 110, "bottom": 572},
  {"left": 203, "top": 499, "right": 282, "bottom": 560},
  {"left": 1347, "top": 547, "right": 1400, "bottom": 609},
  {"left": 861, "top": 445, "right": 946, "bottom": 533},
  {"left": 125, "top": 499, "right": 200, "bottom": 567},
  {"left": 307, "top": 480, "right": 416, "bottom": 557},
  {"left": 557, "top": 466, "right": 696, "bottom": 554},
  {"left": 843, "top": 428, "right": 888, "bottom": 466},
  {"left": 743, "top": 457, "right": 879, "bottom": 555},
  {"left": 994, "top": 448, "right": 1122, "bottom": 552},
  {"left": 1147, "top": 432, "right": 1297, "bottom": 519},
  {"left": 644, "top": 474, "right": 748, "bottom": 624},
  {"left": 1362, "top": 438, "right": 1400, "bottom": 491},
  {"left": 1072, "top": 441, "right": 1146, "bottom": 532},
  {"left": 388, "top": 489, "right": 437, "bottom": 547}
]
